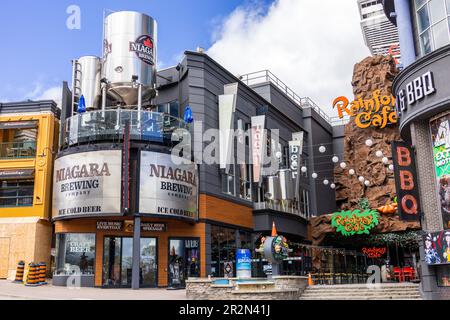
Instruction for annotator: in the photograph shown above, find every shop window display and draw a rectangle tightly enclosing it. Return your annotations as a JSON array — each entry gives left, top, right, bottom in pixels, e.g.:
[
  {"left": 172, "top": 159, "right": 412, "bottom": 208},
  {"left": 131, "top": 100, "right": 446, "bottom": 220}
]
[{"left": 55, "top": 233, "right": 95, "bottom": 275}]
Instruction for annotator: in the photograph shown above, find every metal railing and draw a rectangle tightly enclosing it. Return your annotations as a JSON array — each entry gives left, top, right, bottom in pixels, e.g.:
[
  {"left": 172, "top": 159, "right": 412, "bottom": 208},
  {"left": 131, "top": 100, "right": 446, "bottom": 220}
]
[
  {"left": 239, "top": 70, "right": 350, "bottom": 126},
  {"left": 0, "top": 141, "right": 37, "bottom": 159},
  {"left": 63, "top": 110, "right": 189, "bottom": 147},
  {"left": 254, "top": 200, "right": 310, "bottom": 220}
]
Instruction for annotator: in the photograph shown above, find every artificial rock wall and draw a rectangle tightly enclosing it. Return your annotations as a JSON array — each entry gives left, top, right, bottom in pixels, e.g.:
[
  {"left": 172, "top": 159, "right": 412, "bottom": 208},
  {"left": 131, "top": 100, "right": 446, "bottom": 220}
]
[{"left": 334, "top": 55, "right": 401, "bottom": 211}]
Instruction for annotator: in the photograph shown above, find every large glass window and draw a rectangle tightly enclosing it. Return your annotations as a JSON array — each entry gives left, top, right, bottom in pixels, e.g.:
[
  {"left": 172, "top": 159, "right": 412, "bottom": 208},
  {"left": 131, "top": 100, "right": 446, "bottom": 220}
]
[
  {"left": 0, "top": 180, "right": 33, "bottom": 207},
  {"left": 211, "top": 225, "right": 238, "bottom": 277},
  {"left": 154, "top": 101, "right": 180, "bottom": 118},
  {"left": 221, "top": 165, "right": 235, "bottom": 196},
  {"left": 238, "top": 164, "right": 252, "bottom": 201},
  {"left": 55, "top": 233, "right": 96, "bottom": 275},
  {"left": 415, "top": 0, "right": 450, "bottom": 55}
]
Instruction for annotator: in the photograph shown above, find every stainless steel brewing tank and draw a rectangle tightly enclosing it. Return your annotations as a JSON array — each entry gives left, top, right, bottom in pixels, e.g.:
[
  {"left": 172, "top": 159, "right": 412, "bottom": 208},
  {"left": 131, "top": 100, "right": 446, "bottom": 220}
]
[
  {"left": 74, "top": 56, "right": 101, "bottom": 110},
  {"left": 264, "top": 175, "right": 281, "bottom": 200},
  {"left": 103, "top": 11, "right": 157, "bottom": 106},
  {"left": 278, "top": 169, "right": 294, "bottom": 200}
]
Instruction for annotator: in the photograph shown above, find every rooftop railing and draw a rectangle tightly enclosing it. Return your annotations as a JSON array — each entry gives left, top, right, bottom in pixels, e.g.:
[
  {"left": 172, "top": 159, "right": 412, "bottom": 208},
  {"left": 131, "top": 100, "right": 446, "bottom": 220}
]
[
  {"left": 239, "top": 70, "right": 349, "bottom": 126},
  {"left": 62, "top": 110, "right": 188, "bottom": 148}
]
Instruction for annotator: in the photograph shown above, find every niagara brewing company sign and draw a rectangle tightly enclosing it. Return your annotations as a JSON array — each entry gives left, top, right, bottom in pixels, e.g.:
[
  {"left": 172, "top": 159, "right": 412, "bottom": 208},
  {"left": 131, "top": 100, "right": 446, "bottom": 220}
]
[
  {"left": 52, "top": 150, "right": 122, "bottom": 218},
  {"left": 139, "top": 151, "right": 198, "bottom": 221}
]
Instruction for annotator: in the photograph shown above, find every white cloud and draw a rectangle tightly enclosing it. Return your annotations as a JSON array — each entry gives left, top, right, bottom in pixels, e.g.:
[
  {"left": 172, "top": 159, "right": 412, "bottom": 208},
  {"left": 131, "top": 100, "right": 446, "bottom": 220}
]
[
  {"left": 207, "top": 0, "right": 370, "bottom": 117},
  {"left": 35, "top": 86, "right": 62, "bottom": 107}
]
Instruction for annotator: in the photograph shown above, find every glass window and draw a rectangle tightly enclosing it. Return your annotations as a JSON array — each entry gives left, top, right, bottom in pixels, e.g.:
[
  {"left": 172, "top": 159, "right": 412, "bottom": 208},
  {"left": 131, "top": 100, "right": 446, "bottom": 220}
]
[
  {"left": 416, "top": 0, "right": 427, "bottom": 8},
  {"left": 420, "top": 29, "right": 433, "bottom": 54},
  {"left": 211, "top": 225, "right": 238, "bottom": 277},
  {"left": 221, "top": 165, "right": 235, "bottom": 196},
  {"left": 432, "top": 19, "right": 450, "bottom": 48},
  {"left": 429, "top": 0, "right": 446, "bottom": 23},
  {"left": 418, "top": 5, "right": 431, "bottom": 32},
  {"left": 55, "top": 233, "right": 95, "bottom": 275},
  {"left": 447, "top": 0, "right": 450, "bottom": 13},
  {"left": 437, "top": 266, "right": 450, "bottom": 286},
  {"left": 170, "top": 101, "right": 180, "bottom": 118},
  {"left": 0, "top": 180, "right": 33, "bottom": 207}
]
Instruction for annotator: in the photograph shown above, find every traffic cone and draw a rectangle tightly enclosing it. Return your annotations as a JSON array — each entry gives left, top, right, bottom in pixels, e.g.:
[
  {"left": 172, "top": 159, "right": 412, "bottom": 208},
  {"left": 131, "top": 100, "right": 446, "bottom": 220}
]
[
  {"left": 13, "top": 261, "right": 25, "bottom": 283},
  {"left": 271, "top": 221, "right": 278, "bottom": 237},
  {"left": 308, "top": 273, "right": 314, "bottom": 286}
]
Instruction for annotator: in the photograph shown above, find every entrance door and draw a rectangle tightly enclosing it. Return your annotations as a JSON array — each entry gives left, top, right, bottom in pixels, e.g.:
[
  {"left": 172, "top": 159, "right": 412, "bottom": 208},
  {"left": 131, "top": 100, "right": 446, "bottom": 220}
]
[
  {"left": 102, "top": 237, "right": 157, "bottom": 288},
  {"left": 0, "top": 238, "right": 10, "bottom": 279}
]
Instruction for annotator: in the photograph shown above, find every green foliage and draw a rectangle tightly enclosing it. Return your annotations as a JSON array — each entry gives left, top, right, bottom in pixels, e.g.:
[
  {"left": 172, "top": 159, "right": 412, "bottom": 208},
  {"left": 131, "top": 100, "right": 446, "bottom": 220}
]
[
  {"left": 367, "top": 231, "right": 420, "bottom": 250},
  {"left": 357, "top": 198, "right": 371, "bottom": 210},
  {"left": 331, "top": 209, "right": 380, "bottom": 237}
]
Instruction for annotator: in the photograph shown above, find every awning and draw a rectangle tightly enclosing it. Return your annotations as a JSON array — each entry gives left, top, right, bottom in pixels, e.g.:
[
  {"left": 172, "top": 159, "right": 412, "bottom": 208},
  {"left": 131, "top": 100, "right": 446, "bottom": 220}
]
[
  {"left": 0, "top": 121, "right": 38, "bottom": 130},
  {"left": 0, "top": 169, "right": 35, "bottom": 180}
]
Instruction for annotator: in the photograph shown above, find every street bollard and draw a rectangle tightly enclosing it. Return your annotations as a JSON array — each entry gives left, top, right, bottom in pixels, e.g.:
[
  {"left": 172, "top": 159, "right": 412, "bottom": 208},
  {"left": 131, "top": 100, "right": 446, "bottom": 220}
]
[
  {"left": 13, "top": 261, "right": 25, "bottom": 283},
  {"left": 38, "top": 262, "right": 48, "bottom": 285},
  {"left": 25, "top": 263, "right": 39, "bottom": 287}
]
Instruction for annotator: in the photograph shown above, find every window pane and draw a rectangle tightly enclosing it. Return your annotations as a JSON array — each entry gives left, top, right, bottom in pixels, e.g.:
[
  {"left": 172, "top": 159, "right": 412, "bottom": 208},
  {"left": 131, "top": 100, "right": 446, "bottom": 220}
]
[
  {"left": 447, "top": 0, "right": 450, "bottom": 13},
  {"left": 170, "top": 101, "right": 179, "bottom": 118},
  {"left": 56, "top": 233, "right": 96, "bottom": 275},
  {"left": 421, "top": 29, "right": 433, "bottom": 54},
  {"left": 432, "top": 19, "right": 450, "bottom": 49},
  {"left": 430, "top": 0, "right": 446, "bottom": 23},
  {"left": 418, "top": 5, "right": 431, "bottom": 32},
  {"left": 415, "top": 0, "right": 427, "bottom": 8}
]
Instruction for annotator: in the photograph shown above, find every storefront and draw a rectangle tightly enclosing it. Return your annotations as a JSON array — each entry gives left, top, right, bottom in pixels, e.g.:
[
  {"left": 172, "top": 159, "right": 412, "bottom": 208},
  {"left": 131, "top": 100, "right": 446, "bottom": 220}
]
[{"left": 392, "top": 43, "right": 450, "bottom": 298}]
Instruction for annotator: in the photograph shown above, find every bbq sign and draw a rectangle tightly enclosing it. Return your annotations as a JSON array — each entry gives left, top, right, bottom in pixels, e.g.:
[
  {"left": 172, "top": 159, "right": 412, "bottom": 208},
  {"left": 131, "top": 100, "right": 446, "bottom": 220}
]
[
  {"left": 139, "top": 151, "right": 199, "bottom": 221},
  {"left": 130, "top": 35, "right": 154, "bottom": 65},
  {"left": 52, "top": 150, "right": 122, "bottom": 218}
]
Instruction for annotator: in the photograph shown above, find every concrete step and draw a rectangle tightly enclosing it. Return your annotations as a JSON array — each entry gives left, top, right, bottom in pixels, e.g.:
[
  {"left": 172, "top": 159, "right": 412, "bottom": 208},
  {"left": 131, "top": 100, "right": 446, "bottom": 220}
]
[
  {"left": 300, "top": 296, "right": 422, "bottom": 300},
  {"left": 303, "top": 288, "right": 420, "bottom": 294},
  {"left": 307, "top": 284, "right": 419, "bottom": 290}
]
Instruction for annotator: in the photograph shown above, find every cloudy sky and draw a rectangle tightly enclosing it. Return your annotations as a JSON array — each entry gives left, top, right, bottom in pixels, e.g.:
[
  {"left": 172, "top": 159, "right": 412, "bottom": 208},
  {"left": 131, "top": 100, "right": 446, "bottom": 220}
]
[{"left": 0, "top": 0, "right": 370, "bottom": 116}]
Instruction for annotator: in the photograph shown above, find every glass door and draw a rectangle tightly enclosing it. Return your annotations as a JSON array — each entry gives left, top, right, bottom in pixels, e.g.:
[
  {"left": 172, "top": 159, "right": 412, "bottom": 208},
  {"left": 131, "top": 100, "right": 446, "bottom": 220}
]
[
  {"left": 103, "top": 237, "right": 157, "bottom": 288},
  {"left": 168, "top": 238, "right": 200, "bottom": 288}
]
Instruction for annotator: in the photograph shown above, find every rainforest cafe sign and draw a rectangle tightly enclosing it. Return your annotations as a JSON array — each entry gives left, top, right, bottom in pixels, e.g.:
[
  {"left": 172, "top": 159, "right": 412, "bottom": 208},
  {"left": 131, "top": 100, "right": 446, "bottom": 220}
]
[
  {"left": 362, "top": 247, "right": 387, "bottom": 259},
  {"left": 333, "top": 90, "right": 397, "bottom": 129},
  {"left": 331, "top": 209, "right": 380, "bottom": 236}
]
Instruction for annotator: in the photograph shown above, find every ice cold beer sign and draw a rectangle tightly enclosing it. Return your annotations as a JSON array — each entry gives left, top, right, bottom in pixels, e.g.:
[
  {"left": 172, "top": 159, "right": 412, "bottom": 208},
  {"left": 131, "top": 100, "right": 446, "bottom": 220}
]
[
  {"left": 52, "top": 150, "right": 122, "bottom": 218},
  {"left": 139, "top": 151, "right": 199, "bottom": 221}
]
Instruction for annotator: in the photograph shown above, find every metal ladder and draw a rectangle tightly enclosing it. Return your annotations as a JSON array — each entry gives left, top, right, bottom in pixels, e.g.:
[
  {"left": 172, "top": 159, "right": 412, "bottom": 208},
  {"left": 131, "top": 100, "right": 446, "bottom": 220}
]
[{"left": 71, "top": 59, "right": 82, "bottom": 116}]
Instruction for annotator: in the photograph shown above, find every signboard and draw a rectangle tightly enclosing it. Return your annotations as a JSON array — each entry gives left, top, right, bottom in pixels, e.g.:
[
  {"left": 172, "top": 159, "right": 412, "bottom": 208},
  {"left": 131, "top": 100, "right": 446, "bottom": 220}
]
[
  {"left": 251, "top": 115, "right": 266, "bottom": 183},
  {"left": 391, "top": 141, "right": 421, "bottom": 221},
  {"left": 96, "top": 221, "right": 123, "bottom": 231},
  {"left": 0, "top": 169, "right": 34, "bottom": 180},
  {"left": 52, "top": 150, "right": 122, "bottom": 218},
  {"left": 331, "top": 210, "right": 379, "bottom": 236},
  {"left": 361, "top": 247, "right": 387, "bottom": 259},
  {"left": 139, "top": 151, "right": 198, "bottom": 221},
  {"left": 141, "top": 223, "right": 167, "bottom": 232},
  {"left": 396, "top": 71, "right": 436, "bottom": 117},
  {"left": 430, "top": 112, "right": 450, "bottom": 229},
  {"left": 236, "top": 249, "right": 252, "bottom": 278},
  {"left": 224, "top": 262, "right": 234, "bottom": 278},
  {"left": 0, "top": 121, "right": 37, "bottom": 129},
  {"left": 423, "top": 230, "right": 450, "bottom": 265},
  {"left": 289, "top": 132, "right": 304, "bottom": 180}
]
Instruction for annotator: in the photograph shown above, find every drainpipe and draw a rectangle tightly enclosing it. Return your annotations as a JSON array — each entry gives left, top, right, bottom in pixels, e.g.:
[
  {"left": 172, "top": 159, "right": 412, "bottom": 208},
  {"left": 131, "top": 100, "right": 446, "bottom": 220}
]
[{"left": 393, "top": 0, "right": 416, "bottom": 67}]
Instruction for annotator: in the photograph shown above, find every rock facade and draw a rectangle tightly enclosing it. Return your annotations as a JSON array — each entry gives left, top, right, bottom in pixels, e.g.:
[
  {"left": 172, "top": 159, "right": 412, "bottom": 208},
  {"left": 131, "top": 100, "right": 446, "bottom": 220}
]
[{"left": 334, "top": 55, "right": 401, "bottom": 211}]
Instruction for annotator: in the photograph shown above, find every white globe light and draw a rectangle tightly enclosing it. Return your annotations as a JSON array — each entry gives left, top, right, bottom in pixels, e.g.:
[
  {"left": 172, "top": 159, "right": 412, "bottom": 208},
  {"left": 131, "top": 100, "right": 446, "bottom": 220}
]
[
  {"left": 340, "top": 162, "right": 347, "bottom": 169},
  {"left": 349, "top": 169, "right": 355, "bottom": 175},
  {"left": 319, "top": 146, "right": 326, "bottom": 153},
  {"left": 382, "top": 157, "right": 389, "bottom": 164},
  {"left": 389, "top": 164, "right": 394, "bottom": 171},
  {"left": 358, "top": 176, "right": 365, "bottom": 183},
  {"left": 312, "top": 173, "right": 318, "bottom": 179},
  {"left": 364, "top": 180, "right": 370, "bottom": 187},
  {"left": 330, "top": 183, "right": 336, "bottom": 189},
  {"left": 376, "top": 150, "right": 383, "bottom": 158},
  {"left": 323, "top": 180, "right": 329, "bottom": 185},
  {"left": 332, "top": 156, "right": 339, "bottom": 163},
  {"left": 301, "top": 166, "right": 307, "bottom": 173},
  {"left": 365, "top": 139, "right": 373, "bottom": 147},
  {"left": 276, "top": 151, "right": 282, "bottom": 159}
]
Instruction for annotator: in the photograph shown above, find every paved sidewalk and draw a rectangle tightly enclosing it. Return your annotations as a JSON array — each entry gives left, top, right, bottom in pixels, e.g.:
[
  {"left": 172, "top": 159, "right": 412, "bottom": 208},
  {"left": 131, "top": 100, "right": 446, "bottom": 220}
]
[{"left": 0, "top": 280, "right": 187, "bottom": 300}]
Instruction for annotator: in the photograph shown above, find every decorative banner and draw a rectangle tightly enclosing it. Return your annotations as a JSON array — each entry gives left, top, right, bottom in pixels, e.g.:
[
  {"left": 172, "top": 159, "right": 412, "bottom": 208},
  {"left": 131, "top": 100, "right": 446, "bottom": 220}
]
[
  {"left": 423, "top": 230, "right": 450, "bottom": 265},
  {"left": 331, "top": 210, "right": 379, "bottom": 236},
  {"left": 362, "top": 247, "right": 387, "bottom": 259},
  {"left": 430, "top": 112, "right": 450, "bottom": 229},
  {"left": 52, "top": 150, "right": 122, "bottom": 218},
  {"left": 332, "top": 90, "right": 397, "bottom": 129},
  {"left": 251, "top": 115, "right": 266, "bottom": 183},
  {"left": 391, "top": 141, "right": 421, "bottom": 221},
  {"left": 236, "top": 249, "right": 252, "bottom": 278},
  {"left": 219, "top": 92, "right": 237, "bottom": 171},
  {"left": 289, "top": 132, "right": 304, "bottom": 180},
  {"left": 139, "top": 151, "right": 198, "bottom": 221}
]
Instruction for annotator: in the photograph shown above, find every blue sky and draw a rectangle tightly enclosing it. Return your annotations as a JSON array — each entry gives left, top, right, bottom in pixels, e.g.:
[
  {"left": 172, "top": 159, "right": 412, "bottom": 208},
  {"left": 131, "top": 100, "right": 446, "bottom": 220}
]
[{"left": 0, "top": 0, "right": 272, "bottom": 102}]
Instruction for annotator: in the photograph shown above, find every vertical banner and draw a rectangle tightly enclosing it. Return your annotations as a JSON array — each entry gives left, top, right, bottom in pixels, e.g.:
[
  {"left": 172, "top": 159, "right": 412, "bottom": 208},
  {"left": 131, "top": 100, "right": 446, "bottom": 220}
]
[
  {"left": 391, "top": 141, "right": 421, "bottom": 221},
  {"left": 289, "top": 132, "right": 304, "bottom": 202},
  {"left": 236, "top": 249, "right": 252, "bottom": 279},
  {"left": 430, "top": 112, "right": 450, "bottom": 229},
  {"left": 219, "top": 94, "right": 237, "bottom": 171},
  {"left": 251, "top": 115, "right": 266, "bottom": 184}
]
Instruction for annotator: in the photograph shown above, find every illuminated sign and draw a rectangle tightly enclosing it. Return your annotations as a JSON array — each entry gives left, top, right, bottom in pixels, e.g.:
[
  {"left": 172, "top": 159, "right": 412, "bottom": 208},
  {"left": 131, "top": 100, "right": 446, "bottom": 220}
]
[
  {"left": 362, "top": 247, "right": 387, "bottom": 259},
  {"left": 391, "top": 141, "right": 421, "bottom": 221},
  {"left": 332, "top": 90, "right": 397, "bottom": 129},
  {"left": 396, "top": 71, "right": 435, "bottom": 117},
  {"left": 331, "top": 210, "right": 379, "bottom": 236}
]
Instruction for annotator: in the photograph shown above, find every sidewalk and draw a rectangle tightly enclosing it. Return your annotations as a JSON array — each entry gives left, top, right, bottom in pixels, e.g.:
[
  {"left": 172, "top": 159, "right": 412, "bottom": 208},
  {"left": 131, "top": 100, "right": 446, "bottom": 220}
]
[{"left": 0, "top": 280, "right": 187, "bottom": 300}]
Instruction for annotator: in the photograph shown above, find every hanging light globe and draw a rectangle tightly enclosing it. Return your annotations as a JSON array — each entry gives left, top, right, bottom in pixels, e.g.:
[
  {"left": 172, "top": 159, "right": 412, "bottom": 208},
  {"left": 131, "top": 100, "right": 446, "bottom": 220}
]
[
  {"left": 365, "top": 139, "right": 373, "bottom": 147},
  {"left": 330, "top": 183, "right": 336, "bottom": 189},
  {"left": 349, "top": 169, "right": 355, "bottom": 175},
  {"left": 382, "top": 157, "right": 389, "bottom": 164},
  {"left": 332, "top": 156, "right": 339, "bottom": 163},
  {"left": 340, "top": 162, "right": 347, "bottom": 169},
  {"left": 364, "top": 180, "right": 371, "bottom": 187},
  {"left": 319, "top": 146, "right": 326, "bottom": 153},
  {"left": 301, "top": 166, "right": 307, "bottom": 173},
  {"left": 323, "top": 179, "right": 329, "bottom": 185},
  {"left": 358, "top": 176, "right": 365, "bottom": 183},
  {"left": 376, "top": 150, "right": 383, "bottom": 158},
  {"left": 312, "top": 173, "right": 318, "bottom": 179},
  {"left": 389, "top": 164, "right": 394, "bottom": 171}
]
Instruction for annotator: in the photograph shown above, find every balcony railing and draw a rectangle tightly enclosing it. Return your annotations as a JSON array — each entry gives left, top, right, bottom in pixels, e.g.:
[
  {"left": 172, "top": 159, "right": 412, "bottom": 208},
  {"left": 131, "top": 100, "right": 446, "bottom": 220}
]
[
  {"left": 62, "top": 110, "right": 189, "bottom": 147},
  {"left": 254, "top": 201, "right": 310, "bottom": 220},
  {"left": 0, "top": 141, "right": 37, "bottom": 159}
]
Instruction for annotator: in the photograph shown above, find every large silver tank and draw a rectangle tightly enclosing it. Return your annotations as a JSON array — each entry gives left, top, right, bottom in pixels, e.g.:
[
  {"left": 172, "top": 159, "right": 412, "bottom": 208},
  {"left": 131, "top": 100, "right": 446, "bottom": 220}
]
[
  {"left": 73, "top": 56, "right": 102, "bottom": 110},
  {"left": 103, "top": 11, "right": 157, "bottom": 106},
  {"left": 278, "top": 169, "right": 294, "bottom": 200}
]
